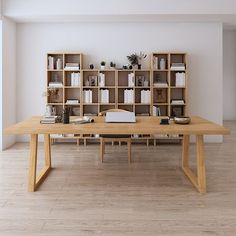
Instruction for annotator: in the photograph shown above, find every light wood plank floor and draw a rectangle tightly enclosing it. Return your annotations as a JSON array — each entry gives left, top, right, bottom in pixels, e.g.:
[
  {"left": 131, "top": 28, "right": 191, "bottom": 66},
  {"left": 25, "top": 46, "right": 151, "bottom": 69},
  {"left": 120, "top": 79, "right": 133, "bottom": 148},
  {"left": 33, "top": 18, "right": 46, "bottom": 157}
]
[{"left": 0, "top": 121, "right": 236, "bottom": 236}]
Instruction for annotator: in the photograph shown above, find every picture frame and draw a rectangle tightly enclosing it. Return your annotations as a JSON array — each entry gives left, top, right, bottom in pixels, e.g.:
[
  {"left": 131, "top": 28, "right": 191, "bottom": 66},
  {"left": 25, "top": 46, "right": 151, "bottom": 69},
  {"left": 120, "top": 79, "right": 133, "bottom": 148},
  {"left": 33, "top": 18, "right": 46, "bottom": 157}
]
[
  {"left": 88, "top": 76, "right": 98, "bottom": 86},
  {"left": 136, "top": 75, "right": 145, "bottom": 86}
]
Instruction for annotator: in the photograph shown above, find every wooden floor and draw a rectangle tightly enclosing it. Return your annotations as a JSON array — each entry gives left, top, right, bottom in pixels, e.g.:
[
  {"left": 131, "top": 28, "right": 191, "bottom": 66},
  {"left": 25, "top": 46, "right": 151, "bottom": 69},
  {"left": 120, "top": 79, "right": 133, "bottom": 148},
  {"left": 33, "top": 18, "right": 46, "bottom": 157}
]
[{"left": 0, "top": 121, "right": 236, "bottom": 236}]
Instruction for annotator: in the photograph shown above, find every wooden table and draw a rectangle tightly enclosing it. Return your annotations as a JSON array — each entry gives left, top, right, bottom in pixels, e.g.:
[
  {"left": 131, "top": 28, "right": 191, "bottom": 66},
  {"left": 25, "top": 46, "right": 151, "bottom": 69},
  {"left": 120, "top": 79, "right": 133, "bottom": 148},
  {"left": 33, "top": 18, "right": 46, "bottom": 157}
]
[{"left": 5, "top": 116, "right": 229, "bottom": 193}]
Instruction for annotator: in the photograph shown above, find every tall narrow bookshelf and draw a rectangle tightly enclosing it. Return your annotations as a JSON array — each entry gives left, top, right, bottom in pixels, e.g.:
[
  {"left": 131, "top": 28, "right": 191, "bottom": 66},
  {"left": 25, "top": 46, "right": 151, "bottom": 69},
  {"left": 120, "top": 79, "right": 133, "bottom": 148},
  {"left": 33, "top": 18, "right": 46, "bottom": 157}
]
[
  {"left": 47, "top": 53, "right": 83, "bottom": 116},
  {"left": 151, "top": 52, "right": 187, "bottom": 117},
  {"left": 46, "top": 52, "right": 188, "bottom": 144}
]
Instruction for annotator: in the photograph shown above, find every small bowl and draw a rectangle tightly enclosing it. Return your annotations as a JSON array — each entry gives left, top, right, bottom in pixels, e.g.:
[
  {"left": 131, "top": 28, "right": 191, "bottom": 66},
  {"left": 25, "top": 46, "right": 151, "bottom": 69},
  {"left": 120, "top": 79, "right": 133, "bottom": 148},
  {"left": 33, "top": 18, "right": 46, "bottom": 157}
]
[{"left": 174, "top": 116, "right": 191, "bottom": 125}]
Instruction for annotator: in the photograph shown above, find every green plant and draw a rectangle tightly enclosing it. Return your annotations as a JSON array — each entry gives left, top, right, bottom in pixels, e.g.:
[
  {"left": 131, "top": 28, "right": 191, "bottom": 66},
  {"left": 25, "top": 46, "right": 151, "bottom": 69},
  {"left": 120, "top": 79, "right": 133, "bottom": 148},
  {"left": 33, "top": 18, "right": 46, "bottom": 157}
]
[
  {"left": 101, "top": 61, "right": 106, "bottom": 66},
  {"left": 127, "top": 53, "right": 139, "bottom": 66}
]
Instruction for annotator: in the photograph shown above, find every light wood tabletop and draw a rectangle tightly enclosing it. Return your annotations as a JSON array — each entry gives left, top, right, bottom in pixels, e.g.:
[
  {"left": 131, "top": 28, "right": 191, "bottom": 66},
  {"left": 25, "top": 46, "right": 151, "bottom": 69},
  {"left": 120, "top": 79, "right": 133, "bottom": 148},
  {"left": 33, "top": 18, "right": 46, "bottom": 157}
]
[
  {"left": 5, "top": 116, "right": 229, "bottom": 135},
  {"left": 4, "top": 116, "right": 230, "bottom": 193}
]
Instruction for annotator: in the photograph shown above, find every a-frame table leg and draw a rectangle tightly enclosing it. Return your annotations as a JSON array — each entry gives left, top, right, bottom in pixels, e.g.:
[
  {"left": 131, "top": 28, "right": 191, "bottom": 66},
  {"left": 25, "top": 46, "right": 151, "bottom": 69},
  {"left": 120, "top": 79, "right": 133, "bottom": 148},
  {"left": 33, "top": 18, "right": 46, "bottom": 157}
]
[
  {"left": 28, "top": 134, "right": 52, "bottom": 192},
  {"left": 182, "top": 134, "right": 206, "bottom": 193}
]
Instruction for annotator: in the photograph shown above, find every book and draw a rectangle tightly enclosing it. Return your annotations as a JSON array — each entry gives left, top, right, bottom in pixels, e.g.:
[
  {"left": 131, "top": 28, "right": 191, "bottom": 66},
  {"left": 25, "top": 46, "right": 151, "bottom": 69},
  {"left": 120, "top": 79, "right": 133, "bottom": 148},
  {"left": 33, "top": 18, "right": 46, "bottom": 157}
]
[
  {"left": 40, "top": 116, "right": 57, "bottom": 124},
  {"left": 48, "top": 82, "right": 63, "bottom": 88},
  {"left": 48, "top": 56, "right": 54, "bottom": 70},
  {"left": 128, "top": 73, "right": 135, "bottom": 87},
  {"left": 70, "top": 116, "right": 94, "bottom": 124}
]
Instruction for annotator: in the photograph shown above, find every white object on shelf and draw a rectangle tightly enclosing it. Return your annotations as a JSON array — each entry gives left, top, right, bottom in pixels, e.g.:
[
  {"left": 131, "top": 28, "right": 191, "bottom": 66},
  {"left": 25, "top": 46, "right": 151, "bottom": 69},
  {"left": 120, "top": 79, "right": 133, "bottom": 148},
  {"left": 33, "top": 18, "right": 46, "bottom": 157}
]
[
  {"left": 99, "top": 73, "right": 105, "bottom": 87},
  {"left": 160, "top": 58, "right": 166, "bottom": 70},
  {"left": 83, "top": 90, "right": 93, "bottom": 104},
  {"left": 124, "top": 89, "right": 134, "bottom": 104},
  {"left": 175, "top": 72, "right": 185, "bottom": 87},
  {"left": 100, "top": 89, "right": 109, "bottom": 103},
  {"left": 141, "top": 90, "right": 150, "bottom": 104},
  {"left": 153, "top": 56, "right": 158, "bottom": 69},
  {"left": 71, "top": 72, "right": 80, "bottom": 87},
  {"left": 128, "top": 73, "right": 135, "bottom": 87},
  {"left": 56, "top": 58, "right": 62, "bottom": 70},
  {"left": 48, "top": 82, "right": 63, "bottom": 88},
  {"left": 48, "top": 56, "right": 54, "bottom": 70}
]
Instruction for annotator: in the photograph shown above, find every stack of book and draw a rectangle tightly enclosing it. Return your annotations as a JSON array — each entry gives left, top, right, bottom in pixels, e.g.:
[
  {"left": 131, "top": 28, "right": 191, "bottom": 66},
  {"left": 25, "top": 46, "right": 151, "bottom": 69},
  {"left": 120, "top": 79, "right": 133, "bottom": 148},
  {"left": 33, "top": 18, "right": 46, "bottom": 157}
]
[
  {"left": 175, "top": 72, "right": 185, "bottom": 87},
  {"left": 100, "top": 89, "right": 109, "bottom": 103},
  {"left": 66, "top": 99, "right": 79, "bottom": 104},
  {"left": 124, "top": 89, "right": 134, "bottom": 104},
  {"left": 170, "top": 63, "right": 185, "bottom": 71},
  {"left": 48, "top": 56, "right": 54, "bottom": 70},
  {"left": 128, "top": 72, "right": 135, "bottom": 87},
  {"left": 153, "top": 106, "right": 161, "bottom": 116},
  {"left": 141, "top": 90, "right": 151, "bottom": 104},
  {"left": 83, "top": 90, "right": 93, "bottom": 103},
  {"left": 40, "top": 116, "right": 57, "bottom": 124},
  {"left": 153, "top": 82, "right": 168, "bottom": 88},
  {"left": 64, "top": 63, "right": 80, "bottom": 70},
  {"left": 48, "top": 82, "right": 63, "bottom": 88},
  {"left": 98, "top": 73, "right": 105, "bottom": 87},
  {"left": 171, "top": 99, "right": 185, "bottom": 105},
  {"left": 71, "top": 72, "right": 80, "bottom": 86}
]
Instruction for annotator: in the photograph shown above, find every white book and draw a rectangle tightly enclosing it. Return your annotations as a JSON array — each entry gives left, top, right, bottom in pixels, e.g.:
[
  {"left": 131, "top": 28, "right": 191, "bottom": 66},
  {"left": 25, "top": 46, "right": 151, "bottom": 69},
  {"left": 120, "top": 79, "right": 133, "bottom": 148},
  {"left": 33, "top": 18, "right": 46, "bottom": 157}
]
[
  {"left": 153, "top": 106, "right": 157, "bottom": 116},
  {"left": 124, "top": 89, "right": 128, "bottom": 103},
  {"left": 128, "top": 73, "right": 135, "bottom": 87},
  {"left": 99, "top": 73, "right": 105, "bottom": 87},
  {"left": 89, "top": 90, "right": 92, "bottom": 103}
]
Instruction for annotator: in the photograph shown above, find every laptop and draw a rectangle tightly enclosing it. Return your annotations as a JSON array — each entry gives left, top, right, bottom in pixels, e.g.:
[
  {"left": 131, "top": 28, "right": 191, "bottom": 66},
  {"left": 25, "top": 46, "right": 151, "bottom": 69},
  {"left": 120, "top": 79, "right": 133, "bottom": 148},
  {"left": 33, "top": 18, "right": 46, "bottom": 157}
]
[{"left": 105, "top": 112, "right": 136, "bottom": 123}]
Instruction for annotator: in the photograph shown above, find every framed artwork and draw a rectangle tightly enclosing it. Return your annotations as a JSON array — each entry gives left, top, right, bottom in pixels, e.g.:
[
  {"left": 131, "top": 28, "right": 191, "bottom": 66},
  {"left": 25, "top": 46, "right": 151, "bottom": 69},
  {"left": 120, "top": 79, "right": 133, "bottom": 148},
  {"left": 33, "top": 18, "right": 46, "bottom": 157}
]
[
  {"left": 136, "top": 76, "right": 145, "bottom": 86},
  {"left": 88, "top": 76, "right": 98, "bottom": 86}
]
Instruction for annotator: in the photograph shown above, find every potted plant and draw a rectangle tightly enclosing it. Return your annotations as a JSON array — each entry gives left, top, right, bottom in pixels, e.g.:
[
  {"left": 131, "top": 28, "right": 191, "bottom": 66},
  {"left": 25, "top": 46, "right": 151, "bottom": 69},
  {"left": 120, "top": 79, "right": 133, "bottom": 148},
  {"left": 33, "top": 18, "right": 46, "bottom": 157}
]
[
  {"left": 127, "top": 52, "right": 147, "bottom": 69},
  {"left": 100, "top": 61, "right": 106, "bottom": 70},
  {"left": 110, "top": 61, "right": 116, "bottom": 69},
  {"left": 127, "top": 53, "right": 138, "bottom": 68}
]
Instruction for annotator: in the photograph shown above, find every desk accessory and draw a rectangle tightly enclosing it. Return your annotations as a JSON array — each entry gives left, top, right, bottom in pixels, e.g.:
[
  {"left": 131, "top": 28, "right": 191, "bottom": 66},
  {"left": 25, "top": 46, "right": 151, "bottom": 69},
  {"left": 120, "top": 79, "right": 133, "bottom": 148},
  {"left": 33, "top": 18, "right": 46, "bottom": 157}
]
[
  {"left": 62, "top": 108, "right": 70, "bottom": 124},
  {"left": 174, "top": 116, "right": 191, "bottom": 124},
  {"left": 70, "top": 116, "right": 94, "bottom": 124},
  {"left": 160, "top": 118, "right": 169, "bottom": 125}
]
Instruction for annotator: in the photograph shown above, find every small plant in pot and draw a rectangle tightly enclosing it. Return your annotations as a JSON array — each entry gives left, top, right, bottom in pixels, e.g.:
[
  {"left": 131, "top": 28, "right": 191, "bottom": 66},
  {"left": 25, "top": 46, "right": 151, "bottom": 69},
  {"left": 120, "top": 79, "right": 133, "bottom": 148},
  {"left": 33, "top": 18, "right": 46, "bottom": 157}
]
[
  {"left": 100, "top": 61, "right": 106, "bottom": 70},
  {"left": 110, "top": 61, "right": 116, "bottom": 69}
]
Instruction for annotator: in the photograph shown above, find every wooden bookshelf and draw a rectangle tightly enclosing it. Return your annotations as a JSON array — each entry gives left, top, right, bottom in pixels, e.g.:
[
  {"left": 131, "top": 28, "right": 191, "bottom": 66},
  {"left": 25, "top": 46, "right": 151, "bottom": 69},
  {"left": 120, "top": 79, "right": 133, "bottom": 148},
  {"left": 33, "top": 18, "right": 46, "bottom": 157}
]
[{"left": 47, "top": 52, "right": 188, "bottom": 144}]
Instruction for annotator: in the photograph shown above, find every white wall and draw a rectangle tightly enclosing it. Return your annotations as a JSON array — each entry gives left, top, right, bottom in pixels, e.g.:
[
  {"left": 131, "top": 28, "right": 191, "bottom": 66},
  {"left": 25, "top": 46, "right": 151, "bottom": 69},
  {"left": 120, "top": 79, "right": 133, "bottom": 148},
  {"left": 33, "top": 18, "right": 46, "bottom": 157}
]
[
  {"left": 0, "top": 17, "right": 16, "bottom": 149},
  {"left": 223, "top": 30, "right": 236, "bottom": 120},
  {"left": 16, "top": 22, "right": 223, "bottom": 142}
]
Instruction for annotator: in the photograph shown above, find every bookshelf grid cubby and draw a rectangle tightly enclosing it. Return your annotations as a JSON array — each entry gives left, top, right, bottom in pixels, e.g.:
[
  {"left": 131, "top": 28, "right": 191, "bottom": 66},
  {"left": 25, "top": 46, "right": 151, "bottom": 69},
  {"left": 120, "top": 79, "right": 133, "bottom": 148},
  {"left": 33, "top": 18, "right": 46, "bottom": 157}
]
[{"left": 47, "top": 52, "right": 187, "bottom": 144}]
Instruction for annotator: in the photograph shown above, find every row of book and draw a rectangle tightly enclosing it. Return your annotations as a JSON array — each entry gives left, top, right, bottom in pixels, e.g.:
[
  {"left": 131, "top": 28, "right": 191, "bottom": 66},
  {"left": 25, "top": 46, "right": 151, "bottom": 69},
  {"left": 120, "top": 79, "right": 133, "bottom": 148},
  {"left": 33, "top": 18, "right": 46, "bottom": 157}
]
[
  {"left": 128, "top": 73, "right": 135, "bottom": 87},
  {"left": 98, "top": 73, "right": 105, "bottom": 87},
  {"left": 124, "top": 89, "right": 134, "bottom": 104},
  {"left": 175, "top": 72, "right": 185, "bottom": 87},
  {"left": 100, "top": 89, "right": 109, "bottom": 103},
  {"left": 71, "top": 72, "right": 81, "bottom": 86},
  {"left": 141, "top": 90, "right": 151, "bottom": 104},
  {"left": 153, "top": 82, "right": 168, "bottom": 88},
  {"left": 153, "top": 106, "right": 161, "bottom": 116},
  {"left": 83, "top": 90, "right": 93, "bottom": 103}
]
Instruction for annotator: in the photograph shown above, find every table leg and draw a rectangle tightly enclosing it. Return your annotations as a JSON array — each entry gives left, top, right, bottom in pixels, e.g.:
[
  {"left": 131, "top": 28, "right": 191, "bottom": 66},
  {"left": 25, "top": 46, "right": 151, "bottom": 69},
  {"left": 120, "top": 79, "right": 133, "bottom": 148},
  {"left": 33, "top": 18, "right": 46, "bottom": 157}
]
[
  {"left": 28, "top": 134, "right": 52, "bottom": 192},
  {"left": 181, "top": 134, "right": 206, "bottom": 193}
]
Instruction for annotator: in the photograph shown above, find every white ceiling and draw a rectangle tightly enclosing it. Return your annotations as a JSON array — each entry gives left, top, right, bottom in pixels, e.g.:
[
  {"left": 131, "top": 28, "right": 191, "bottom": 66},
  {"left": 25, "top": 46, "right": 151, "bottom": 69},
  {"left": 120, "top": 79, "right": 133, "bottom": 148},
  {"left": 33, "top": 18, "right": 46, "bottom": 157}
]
[{"left": 2, "top": 0, "right": 236, "bottom": 29}]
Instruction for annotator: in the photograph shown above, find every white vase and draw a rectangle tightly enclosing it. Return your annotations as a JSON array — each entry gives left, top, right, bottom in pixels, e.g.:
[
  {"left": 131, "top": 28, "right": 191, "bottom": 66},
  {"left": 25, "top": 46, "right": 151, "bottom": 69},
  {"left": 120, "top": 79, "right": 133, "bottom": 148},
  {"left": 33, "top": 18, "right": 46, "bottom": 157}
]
[{"left": 160, "top": 58, "right": 166, "bottom": 70}]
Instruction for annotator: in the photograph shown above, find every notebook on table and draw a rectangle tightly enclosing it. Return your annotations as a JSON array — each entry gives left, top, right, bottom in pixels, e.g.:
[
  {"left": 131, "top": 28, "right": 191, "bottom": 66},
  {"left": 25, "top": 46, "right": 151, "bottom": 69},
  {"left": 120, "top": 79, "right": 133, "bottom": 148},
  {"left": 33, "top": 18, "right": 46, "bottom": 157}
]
[{"left": 105, "top": 112, "right": 136, "bottom": 123}]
